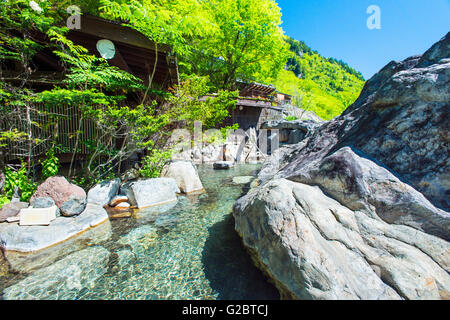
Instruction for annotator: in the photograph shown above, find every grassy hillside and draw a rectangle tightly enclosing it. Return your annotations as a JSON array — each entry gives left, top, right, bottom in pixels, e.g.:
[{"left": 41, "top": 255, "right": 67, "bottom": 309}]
[{"left": 270, "top": 37, "right": 365, "bottom": 120}]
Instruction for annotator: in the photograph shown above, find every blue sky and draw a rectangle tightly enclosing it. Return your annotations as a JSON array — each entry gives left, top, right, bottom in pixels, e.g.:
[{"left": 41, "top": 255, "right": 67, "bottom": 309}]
[{"left": 276, "top": 0, "right": 450, "bottom": 79}]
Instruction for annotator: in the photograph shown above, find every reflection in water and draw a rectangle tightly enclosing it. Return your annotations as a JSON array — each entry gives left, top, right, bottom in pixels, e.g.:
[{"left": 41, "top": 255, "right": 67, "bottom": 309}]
[{"left": 0, "top": 164, "right": 279, "bottom": 300}]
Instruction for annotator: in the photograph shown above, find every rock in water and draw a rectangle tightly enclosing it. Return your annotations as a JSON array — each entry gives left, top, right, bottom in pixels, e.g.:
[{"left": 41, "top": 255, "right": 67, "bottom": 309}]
[
  {"left": 115, "top": 202, "right": 130, "bottom": 209},
  {"left": 30, "top": 176, "right": 86, "bottom": 208},
  {"left": 233, "top": 32, "right": 450, "bottom": 300},
  {"left": 213, "top": 161, "right": 234, "bottom": 170},
  {"left": 120, "top": 178, "right": 180, "bottom": 209},
  {"left": 161, "top": 161, "right": 205, "bottom": 194},
  {"left": 270, "top": 33, "right": 450, "bottom": 211},
  {"left": 87, "top": 178, "right": 121, "bottom": 207},
  {"left": 105, "top": 201, "right": 131, "bottom": 217},
  {"left": 232, "top": 176, "right": 254, "bottom": 185},
  {"left": 106, "top": 201, "right": 132, "bottom": 219}
]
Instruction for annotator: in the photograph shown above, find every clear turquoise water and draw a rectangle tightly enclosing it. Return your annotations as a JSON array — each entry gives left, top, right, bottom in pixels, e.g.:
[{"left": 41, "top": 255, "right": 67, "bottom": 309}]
[{"left": 0, "top": 164, "right": 279, "bottom": 300}]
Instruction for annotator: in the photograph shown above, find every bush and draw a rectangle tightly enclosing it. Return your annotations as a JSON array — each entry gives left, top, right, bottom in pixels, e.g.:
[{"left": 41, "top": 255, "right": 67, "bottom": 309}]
[
  {"left": 40, "top": 148, "right": 60, "bottom": 180},
  {"left": 3, "top": 162, "right": 37, "bottom": 202},
  {"left": 0, "top": 194, "right": 10, "bottom": 209},
  {"left": 139, "top": 150, "right": 173, "bottom": 178}
]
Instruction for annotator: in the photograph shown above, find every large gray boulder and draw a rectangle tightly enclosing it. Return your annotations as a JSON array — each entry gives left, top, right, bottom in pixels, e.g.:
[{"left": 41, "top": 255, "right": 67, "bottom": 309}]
[
  {"left": 234, "top": 177, "right": 450, "bottom": 300},
  {"left": 120, "top": 178, "right": 180, "bottom": 209},
  {"left": 161, "top": 161, "right": 205, "bottom": 194},
  {"left": 87, "top": 178, "right": 121, "bottom": 207},
  {"left": 260, "top": 32, "right": 450, "bottom": 211},
  {"left": 294, "top": 147, "right": 450, "bottom": 240},
  {"left": 234, "top": 32, "right": 450, "bottom": 300}
]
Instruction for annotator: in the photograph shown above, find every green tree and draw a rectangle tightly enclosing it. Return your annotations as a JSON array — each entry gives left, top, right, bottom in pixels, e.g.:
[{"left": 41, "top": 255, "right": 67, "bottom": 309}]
[
  {"left": 0, "top": 0, "right": 277, "bottom": 190},
  {"left": 169, "top": 74, "right": 238, "bottom": 130},
  {"left": 184, "top": 0, "right": 289, "bottom": 89},
  {"left": 100, "top": 0, "right": 215, "bottom": 98}
]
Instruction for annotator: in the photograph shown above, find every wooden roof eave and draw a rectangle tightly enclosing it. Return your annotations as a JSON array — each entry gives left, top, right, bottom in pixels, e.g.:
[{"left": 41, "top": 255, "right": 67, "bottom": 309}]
[{"left": 78, "top": 14, "right": 171, "bottom": 53}]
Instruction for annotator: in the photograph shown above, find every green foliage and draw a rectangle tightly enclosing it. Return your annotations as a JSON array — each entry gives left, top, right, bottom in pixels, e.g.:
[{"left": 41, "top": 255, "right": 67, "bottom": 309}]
[
  {"left": 100, "top": 0, "right": 213, "bottom": 56},
  {"left": 3, "top": 163, "right": 37, "bottom": 202},
  {"left": 0, "top": 195, "right": 10, "bottom": 210},
  {"left": 221, "top": 123, "right": 240, "bottom": 140},
  {"left": 285, "top": 37, "right": 364, "bottom": 81},
  {"left": 271, "top": 37, "right": 366, "bottom": 120},
  {"left": 139, "top": 150, "right": 173, "bottom": 179},
  {"left": 0, "top": 0, "right": 285, "bottom": 186},
  {"left": 169, "top": 75, "right": 238, "bottom": 129},
  {"left": 0, "top": 129, "right": 29, "bottom": 148},
  {"left": 40, "top": 148, "right": 60, "bottom": 180},
  {"left": 69, "top": 174, "right": 99, "bottom": 190},
  {"left": 182, "top": 0, "right": 289, "bottom": 89},
  {"left": 284, "top": 115, "right": 298, "bottom": 121},
  {"left": 0, "top": 0, "right": 64, "bottom": 63}
]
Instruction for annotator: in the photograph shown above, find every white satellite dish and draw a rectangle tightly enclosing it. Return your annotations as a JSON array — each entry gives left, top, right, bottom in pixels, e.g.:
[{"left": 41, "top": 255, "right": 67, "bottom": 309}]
[{"left": 96, "top": 39, "right": 116, "bottom": 60}]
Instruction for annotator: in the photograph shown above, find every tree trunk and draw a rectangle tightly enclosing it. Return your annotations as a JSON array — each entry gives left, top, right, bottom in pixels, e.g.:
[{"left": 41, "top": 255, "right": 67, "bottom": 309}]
[
  {"left": 141, "top": 43, "right": 158, "bottom": 105},
  {"left": 25, "top": 104, "right": 33, "bottom": 175}
]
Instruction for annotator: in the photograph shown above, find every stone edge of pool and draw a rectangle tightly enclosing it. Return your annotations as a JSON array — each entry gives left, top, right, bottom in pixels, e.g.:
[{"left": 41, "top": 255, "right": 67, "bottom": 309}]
[{"left": 0, "top": 203, "right": 108, "bottom": 253}]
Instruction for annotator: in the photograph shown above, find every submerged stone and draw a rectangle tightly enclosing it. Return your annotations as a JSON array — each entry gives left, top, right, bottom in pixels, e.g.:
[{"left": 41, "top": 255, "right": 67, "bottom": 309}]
[
  {"left": 232, "top": 176, "right": 254, "bottom": 185},
  {"left": 2, "top": 246, "right": 110, "bottom": 300}
]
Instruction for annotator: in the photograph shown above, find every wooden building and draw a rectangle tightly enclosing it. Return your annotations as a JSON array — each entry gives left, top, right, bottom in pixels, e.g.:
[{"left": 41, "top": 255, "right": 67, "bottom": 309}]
[
  {"left": 221, "top": 82, "right": 284, "bottom": 131},
  {"left": 274, "top": 91, "right": 292, "bottom": 106},
  {"left": 1, "top": 14, "right": 178, "bottom": 163},
  {"left": 67, "top": 15, "right": 178, "bottom": 91}
]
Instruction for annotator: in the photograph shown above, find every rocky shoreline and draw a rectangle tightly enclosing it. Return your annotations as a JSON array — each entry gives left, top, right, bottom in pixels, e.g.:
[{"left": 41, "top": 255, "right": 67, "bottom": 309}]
[
  {"left": 0, "top": 161, "right": 205, "bottom": 253},
  {"left": 233, "top": 33, "right": 450, "bottom": 300}
]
